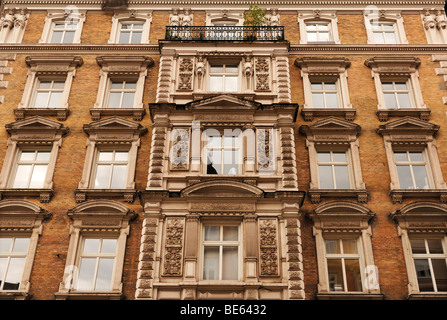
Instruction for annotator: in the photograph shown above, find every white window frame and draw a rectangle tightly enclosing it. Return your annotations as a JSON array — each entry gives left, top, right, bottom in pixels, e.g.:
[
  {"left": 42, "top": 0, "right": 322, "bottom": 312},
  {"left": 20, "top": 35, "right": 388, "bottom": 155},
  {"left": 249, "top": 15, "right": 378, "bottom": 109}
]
[
  {"left": 105, "top": 80, "right": 137, "bottom": 109},
  {"left": 39, "top": 10, "right": 85, "bottom": 44},
  {"left": 206, "top": 10, "right": 244, "bottom": 26},
  {"left": 200, "top": 222, "right": 242, "bottom": 281},
  {"left": 30, "top": 79, "right": 66, "bottom": 109},
  {"left": 10, "top": 148, "right": 52, "bottom": 189},
  {"left": 298, "top": 11, "right": 340, "bottom": 44},
  {"left": 0, "top": 236, "right": 31, "bottom": 291},
  {"left": 90, "top": 149, "right": 130, "bottom": 190},
  {"left": 208, "top": 63, "right": 240, "bottom": 93},
  {"left": 392, "top": 149, "right": 434, "bottom": 190},
  {"left": 316, "top": 149, "right": 354, "bottom": 190},
  {"left": 310, "top": 80, "right": 342, "bottom": 109},
  {"left": 108, "top": 11, "right": 152, "bottom": 44},
  {"left": 381, "top": 80, "right": 415, "bottom": 109},
  {"left": 364, "top": 10, "right": 408, "bottom": 45}
]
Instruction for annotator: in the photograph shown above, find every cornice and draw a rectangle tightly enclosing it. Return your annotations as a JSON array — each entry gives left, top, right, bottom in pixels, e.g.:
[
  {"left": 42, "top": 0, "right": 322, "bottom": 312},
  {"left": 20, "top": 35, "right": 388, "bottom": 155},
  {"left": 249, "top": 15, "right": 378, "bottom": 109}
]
[
  {"left": 289, "top": 44, "right": 447, "bottom": 54},
  {"left": 0, "top": 44, "right": 160, "bottom": 54}
]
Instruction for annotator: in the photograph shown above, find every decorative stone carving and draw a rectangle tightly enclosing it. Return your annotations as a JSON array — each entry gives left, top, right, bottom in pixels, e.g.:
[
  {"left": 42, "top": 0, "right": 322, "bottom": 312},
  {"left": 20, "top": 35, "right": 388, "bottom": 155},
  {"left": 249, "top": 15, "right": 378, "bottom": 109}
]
[
  {"left": 423, "top": 10, "right": 436, "bottom": 29},
  {"left": 178, "top": 58, "right": 194, "bottom": 90},
  {"left": 259, "top": 219, "right": 279, "bottom": 276},
  {"left": 163, "top": 218, "right": 184, "bottom": 276},
  {"left": 280, "top": 127, "right": 298, "bottom": 189},
  {"left": 148, "top": 127, "right": 167, "bottom": 188},
  {"left": 170, "top": 128, "right": 190, "bottom": 170},
  {"left": 257, "top": 128, "right": 275, "bottom": 172},
  {"left": 255, "top": 58, "right": 270, "bottom": 91}
]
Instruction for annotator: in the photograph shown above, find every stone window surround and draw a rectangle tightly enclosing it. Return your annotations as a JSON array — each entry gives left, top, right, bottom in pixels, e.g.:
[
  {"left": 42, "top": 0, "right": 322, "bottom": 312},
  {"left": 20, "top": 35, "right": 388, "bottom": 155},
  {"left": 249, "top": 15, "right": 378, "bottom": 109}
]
[
  {"left": 0, "top": 8, "right": 29, "bottom": 44},
  {"left": 390, "top": 201, "right": 447, "bottom": 299},
  {"left": 15, "top": 55, "right": 83, "bottom": 121},
  {"left": 307, "top": 201, "right": 383, "bottom": 300},
  {"left": 365, "top": 57, "right": 428, "bottom": 122},
  {"left": 108, "top": 10, "right": 152, "bottom": 44},
  {"left": 0, "top": 199, "right": 51, "bottom": 300},
  {"left": 91, "top": 55, "right": 154, "bottom": 121},
  {"left": 38, "top": 9, "right": 86, "bottom": 44},
  {"left": 54, "top": 200, "right": 136, "bottom": 300},
  {"left": 422, "top": 9, "right": 447, "bottom": 44},
  {"left": 299, "top": 117, "right": 367, "bottom": 204},
  {"left": 363, "top": 10, "right": 408, "bottom": 45},
  {"left": 294, "top": 57, "right": 354, "bottom": 122},
  {"left": 376, "top": 117, "right": 447, "bottom": 204},
  {"left": 205, "top": 10, "right": 244, "bottom": 26},
  {"left": 75, "top": 116, "right": 147, "bottom": 203},
  {"left": 297, "top": 10, "right": 341, "bottom": 44},
  {"left": 0, "top": 116, "right": 69, "bottom": 203}
]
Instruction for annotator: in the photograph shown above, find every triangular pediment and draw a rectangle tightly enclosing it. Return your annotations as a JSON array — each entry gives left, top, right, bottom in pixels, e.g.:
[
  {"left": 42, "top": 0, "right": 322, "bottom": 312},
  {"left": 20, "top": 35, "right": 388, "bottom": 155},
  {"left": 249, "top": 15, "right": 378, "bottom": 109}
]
[
  {"left": 299, "top": 116, "right": 361, "bottom": 136},
  {"left": 181, "top": 179, "right": 264, "bottom": 198},
  {"left": 5, "top": 116, "right": 68, "bottom": 135},
  {"left": 186, "top": 94, "right": 261, "bottom": 110},
  {"left": 83, "top": 116, "right": 147, "bottom": 135},
  {"left": 377, "top": 116, "right": 439, "bottom": 135}
]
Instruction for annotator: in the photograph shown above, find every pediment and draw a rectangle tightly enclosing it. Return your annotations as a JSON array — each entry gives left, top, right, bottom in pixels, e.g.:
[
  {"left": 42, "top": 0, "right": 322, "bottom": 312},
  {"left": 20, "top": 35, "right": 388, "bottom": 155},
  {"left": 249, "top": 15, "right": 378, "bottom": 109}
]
[
  {"left": 0, "top": 199, "right": 48, "bottom": 215},
  {"left": 5, "top": 116, "right": 68, "bottom": 134},
  {"left": 186, "top": 94, "right": 261, "bottom": 110},
  {"left": 181, "top": 180, "right": 264, "bottom": 198},
  {"left": 299, "top": 116, "right": 361, "bottom": 136},
  {"left": 67, "top": 200, "right": 135, "bottom": 217},
  {"left": 83, "top": 116, "right": 147, "bottom": 135},
  {"left": 377, "top": 116, "right": 439, "bottom": 136}
]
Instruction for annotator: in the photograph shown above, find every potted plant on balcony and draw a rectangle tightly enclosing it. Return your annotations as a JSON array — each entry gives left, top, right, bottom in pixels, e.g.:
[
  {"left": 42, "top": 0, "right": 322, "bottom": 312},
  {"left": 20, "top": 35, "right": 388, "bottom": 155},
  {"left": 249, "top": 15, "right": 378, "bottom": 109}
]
[{"left": 243, "top": 5, "right": 266, "bottom": 40}]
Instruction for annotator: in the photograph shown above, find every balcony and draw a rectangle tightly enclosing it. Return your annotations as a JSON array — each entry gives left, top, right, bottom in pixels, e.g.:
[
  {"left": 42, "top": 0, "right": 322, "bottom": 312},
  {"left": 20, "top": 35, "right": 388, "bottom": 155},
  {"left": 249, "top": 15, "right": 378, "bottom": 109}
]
[{"left": 165, "top": 26, "right": 285, "bottom": 41}]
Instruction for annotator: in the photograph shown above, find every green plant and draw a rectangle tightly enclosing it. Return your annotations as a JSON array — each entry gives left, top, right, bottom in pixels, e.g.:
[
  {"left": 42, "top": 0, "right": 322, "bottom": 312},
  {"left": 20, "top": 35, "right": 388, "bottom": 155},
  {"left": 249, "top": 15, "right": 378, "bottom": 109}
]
[{"left": 243, "top": 5, "right": 266, "bottom": 26}]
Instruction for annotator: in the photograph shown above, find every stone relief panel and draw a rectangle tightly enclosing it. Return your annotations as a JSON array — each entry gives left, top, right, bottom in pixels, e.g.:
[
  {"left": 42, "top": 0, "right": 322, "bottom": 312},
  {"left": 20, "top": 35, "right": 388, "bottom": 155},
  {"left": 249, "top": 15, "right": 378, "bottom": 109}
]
[
  {"left": 259, "top": 219, "right": 279, "bottom": 276},
  {"left": 163, "top": 218, "right": 185, "bottom": 276}
]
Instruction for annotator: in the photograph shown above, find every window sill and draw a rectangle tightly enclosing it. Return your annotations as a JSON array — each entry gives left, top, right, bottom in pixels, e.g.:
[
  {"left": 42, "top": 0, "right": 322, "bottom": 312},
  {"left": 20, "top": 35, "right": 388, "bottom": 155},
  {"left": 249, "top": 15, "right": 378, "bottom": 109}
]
[
  {"left": 390, "top": 189, "right": 447, "bottom": 204},
  {"left": 14, "top": 108, "right": 69, "bottom": 121},
  {"left": 0, "top": 188, "right": 54, "bottom": 203},
  {"left": 74, "top": 188, "right": 137, "bottom": 203},
  {"left": 301, "top": 108, "right": 356, "bottom": 121},
  {"left": 54, "top": 291, "right": 124, "bottom": 300},
  {"left": 0, "top": 291, "right": 31, "bottom": 300},
  {"left": 376, "top": 108, "right": 430, "bottom": 122},
  {"left": 316, "top": 292, "right": 384, "bottom": 300},
  {"left": 90, "top": 107, "right": 145, "bottom": 121},
  {"left": 308, "top": 188, "right": 368, "bottom": 204},
  {"left": 407, "top": 293, "right": 447, "bottom": 300}
]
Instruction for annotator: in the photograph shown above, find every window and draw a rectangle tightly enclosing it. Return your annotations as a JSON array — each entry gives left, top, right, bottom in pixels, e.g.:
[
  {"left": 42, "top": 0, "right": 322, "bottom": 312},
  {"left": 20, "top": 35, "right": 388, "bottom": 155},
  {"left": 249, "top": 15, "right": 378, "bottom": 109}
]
[
  {"left": 393, "top": 150, "right": 431, "bottom": 189},
  {"left": 0, "top": 237, "right": 30, "bottom": 291},
  {"left": 31, "top": 80, "right": 65, "bottom": 109},
  {"left": 370, "top": 22, "right": 397, "bottom": 44},
  {"left": 202, "top": 224, "right": 240, "bottom": 280},
  {"left": 325, "top": 238, "right": 363, "bottom": 292},
  {"left": 92, "top": 150, "right": 129, "bottom": 189},
  {"left": 204, "top": 130, "right": 241, "bottom": 175},
  {"left": 410, "top": 237, "right": 447, "bottom": 292},
  {"left": 50, "top": 21, "right": 77, "bottom": 43},
  {"left": 109, "top": 11, "right": 152, "bottom": 44},
  {"left": 11, "top": 149, "right": 51, "bottom": 189},
  {"left": 74, "top": 237, "right": 118, "bottom": 291},
  {"left": 209, "top": 64, "right": 239, "bottom": 92},
  {"left": 382, "top": 81, "right": 413, "bottom": 109},
  {"left": 311, "top": 82, "right": 339, "bottom": 109},
  {"left": 306, "top": 22, "right": 331, "bottom": 42},
  {"left": 317, "top": 151, "right": 352, "bottom": 189},
  {"left": 106, "top": 81, "right": 137, "bottom": 109},
  {"left": 118, "top": 21, "right": 144, "bottom": 44}
]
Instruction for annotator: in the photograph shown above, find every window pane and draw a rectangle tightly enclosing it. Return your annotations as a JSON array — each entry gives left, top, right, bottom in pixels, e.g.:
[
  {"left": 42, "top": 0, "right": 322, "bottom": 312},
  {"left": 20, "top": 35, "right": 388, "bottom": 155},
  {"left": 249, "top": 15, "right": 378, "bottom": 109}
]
[
  {"left": 209, "top": 76, "right": 223, "bottom": 91},
  {"left": 50, "top": 31, "right": 63, "bottom": 43},
  {"left": 77, "top": 258, "right": 97, "bottom": 290},
  {"left": 133, "top": 23, "right": 144, "bottom": 30},
  {"left": 394, "top": 152, "right": 408, "bottom": 162},
  {"left": 384, "top": 32, "right": 397, "bottom": 44},
  {"left": 33, "top": 92, "right": 49, "bottom": 108},
  {"left": 223, "top": 150, "right": 238, "bottom": 175},
  {"left": 224, "top": 76, "right": 238, "bottom": 92},
  {"left": 124, "top": 82, "right": 137, "bottom": 89},
  {"left": 28, "top": 165, "right": 48, "bottom": 188},
  {"left": 317, "top": 152, "right": 331, "bottom": 162},
  {"left": 222, "top": 247, "right": 238, "bottom": 280},
  {"left": 0, "top": 258, "right": 6, "bottom": 285},
  {"left": 121, "top": 92, "right": 135, "bottom": 108},
  {"left": 396, "top": 165, "right": 414, "bottom": 189},
  {"left": 414, "top": 259, "right": 434, "bottom": 292},
  {"left": 312, "top": 93, "right": 325, "bottom": 108},
  {"left": 114, "top": 151, "right": 129, "bottom": 162},
  {"left": 204, "top": 226, "right": 220, "bottom": 241},
  {"left": 223, "top": 226, "right": 238, "bottom": 241},
  {"left": 48, "top": 92, "right": 62, "bottom": 108},
  {"left": 20, "top": 151, "right": 35, "bottom": 161},
  {"left": 110, "top": 165, "right": 127, "bottom": 189},
  {"left": 94, "top": 165, "right": 111, "bottom": 189},
  {"left": 3, "top": 258, "right": 26, "bottom": 290},
  {"left": 327, "top": 259, "right": 344, "bottom": 291},
  {"left": 311, "top": 83, "right": 323, "bottom": 90},
  {"left": 83, "top": 238, "right": 100, "bottom": 253},
  {"left": 318, "top": 31, "right": 330, "bottom": 42},
  {"left": 412, "top": 165, "right": 429, "bottom": 189},
  {"left": 12, "top": 165, "right": 32, "bottom": 188},
  {"left": 334, "top": 165, "right": 350, "bottom": 189},
  {"left": 326, "top": 239, "right": 341, "bottom": 254},
  {"left": 381, "top": 82, "right": 394, "bottom": 90},
  {"left": 345, "top": 259, "right": 362, "bottom": 291},
  {"left": 427, "top": 239, "right": 444, "bottom": 254},
  {"left": 52, "top": 81, "right": 65, "bottom": 89},
  {"left": 397, "top": 93, "right": 411, "bottom": 108},
  {"left": 101, "top": 239, "right": 117, "bottom": 254},
  {"left": 410, "top": 239, "right": 426, "bottom": 254},
  {"left": 0, "top": 238, "right": 12, "bottom": 253},
  {"left": 383, "top": 93, "right": 397, "bottom": 109},
  {"left": 409, "top": 152, "right": 424, "bottom": 162},
  {"left": 225, "top": 65, "right": 238, "bottom": 73},
  {"left": 203, "top": 246, "right": 219, "bottom": 280},
  {"left": 432, "top": 259, "right": 447, "bottom": 292},
  {"left": 395, "top": 82, "right": 408, "bottom": 90},
  {"left": 325, "top": 93, "right": 338, "bottom": 108},
  {"left": 98, "top": 151, "right": 113, "bottom": 162},
  {"left": 318, "top": 165, "right": 334, "bottom": 189},
  {"left": 342, "top": 240, "right": 358, "bottom": 254},
  {"left": 224, "top": 135, "right": 239, "bottom": 148},
  {"left": 207, "top": 135, "right": 221, "bottom": 148},
  {"left": 62, "top": 31, "right": 75, "bottom": 43},
  {"left": 207, "top": 150, "right": 221, "bottom": 174},
  {"left": 307, "top": 32, "right": 318, "bottom": 42},
  {"left": 332, "top": 152, "right": 347, "bottom": 162},
  {"left": 12, "top": 238, "right": 30, "bottom": 253},
  {"left": 95, "top": 258, "right": 114, "bottom": 291},
  {"left": 131, "top": 32, "right": 142, "bottom": 44},
  {"left": 36, "top": 151, "right": 51, "bottom": 162},
  {"left": 373, "top": 32, "right": 384, "bottom": 44},
  {"left": 111, "top": 82, "right": 124, "bottom": 89},
  {"left": 210, "top": 65, "right": 223, "bottom": 73},
  {"left": 324, "top": 82, "right": 337, "bottom": 90},
  {"left": 108, "top": 92, "right": 122, "bottom": 108}
]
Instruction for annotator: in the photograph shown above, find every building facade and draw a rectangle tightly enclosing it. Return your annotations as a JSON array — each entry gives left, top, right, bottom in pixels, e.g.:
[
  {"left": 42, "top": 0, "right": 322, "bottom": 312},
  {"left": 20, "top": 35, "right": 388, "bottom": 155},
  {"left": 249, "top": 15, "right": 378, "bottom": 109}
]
[{"left": 0, "top": 0, "right": 446, "bottom": 300}]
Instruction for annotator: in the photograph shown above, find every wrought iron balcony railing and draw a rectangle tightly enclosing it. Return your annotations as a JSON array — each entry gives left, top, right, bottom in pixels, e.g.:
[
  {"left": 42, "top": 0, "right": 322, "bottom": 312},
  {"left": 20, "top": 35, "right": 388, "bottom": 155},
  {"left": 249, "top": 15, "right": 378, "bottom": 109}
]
[{"left": 165, "top": 26, "right": 285, "bottom": 41}]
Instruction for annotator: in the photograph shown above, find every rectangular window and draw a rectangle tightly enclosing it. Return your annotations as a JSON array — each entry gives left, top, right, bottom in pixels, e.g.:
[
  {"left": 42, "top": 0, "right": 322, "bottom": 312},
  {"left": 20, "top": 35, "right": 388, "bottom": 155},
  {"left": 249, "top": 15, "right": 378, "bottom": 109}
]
[
  {"left": 306, "top": 22, "right": 331, "bottom": 42},
  {"left": 371, "top": 22, "right": 397, "bottom": 44},
  {"left": 325, "top": 238, "right": 363, "bottom": 292},
  {"left": 317, "top": 151, "right": 351, "bottom": 189},
  {"left": 202, "top": 225, "right": 240, "bottom": 280},
  {"left": 0, "top": 237, "right": 30, "bottom": 291},
  {"left": 74, "top": 237, "right": 117, "bottom": 291},
  {"left": 118, "top": 22, "right": 144, "bottom": 44},
  {"left": 410, "top": 238, "right": 447, "bottom": 292},
  {"left": 107, "top": 81, "right": 137, "bottom": 108},
  {"left": 382, "top": 81, "right": 413, "bottom": 109},
  {"left": 393, "top": 150, "right": 430, "bottom": 189},
  {"left": 12, "top": 149, "right": 51, "bottom": 189},
  {"left": 209, "top": 64, "right": 239, "bottom": 92},
  {"left": 311, "top": 82, "right": 339, "bottom": 108},
  {"left": 32, "top": 80, "right": 65, "bottom": 108},
  {"left": 92, "top": 150, "right": 129, "bottom": 189},
  {"left": 50, "top": 21, "right": 77, "bottom": 44},
  {"left": 205, "top": 131, "right": 241, "bottom": 175}
]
